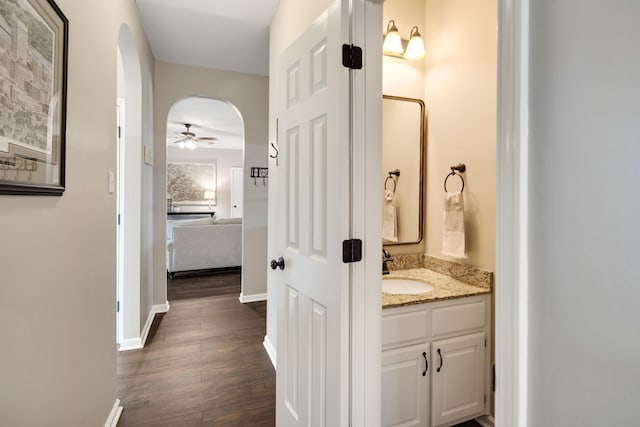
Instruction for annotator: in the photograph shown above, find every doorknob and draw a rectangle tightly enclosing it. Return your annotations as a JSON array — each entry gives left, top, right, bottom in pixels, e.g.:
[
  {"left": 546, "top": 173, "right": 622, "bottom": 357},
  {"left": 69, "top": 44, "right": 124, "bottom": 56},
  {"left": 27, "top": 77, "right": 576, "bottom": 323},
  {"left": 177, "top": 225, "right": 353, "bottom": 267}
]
[{"left": 270, "top": 257, "right": 285, "bottom": 270}]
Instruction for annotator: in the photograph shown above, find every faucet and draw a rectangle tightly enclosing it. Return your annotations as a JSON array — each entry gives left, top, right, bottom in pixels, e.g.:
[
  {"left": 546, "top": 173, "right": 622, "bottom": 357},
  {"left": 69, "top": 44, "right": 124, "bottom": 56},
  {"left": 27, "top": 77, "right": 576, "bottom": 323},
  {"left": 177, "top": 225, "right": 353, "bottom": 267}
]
[{"left": 382, "top": 249, "right": 393, "bottom": 275}]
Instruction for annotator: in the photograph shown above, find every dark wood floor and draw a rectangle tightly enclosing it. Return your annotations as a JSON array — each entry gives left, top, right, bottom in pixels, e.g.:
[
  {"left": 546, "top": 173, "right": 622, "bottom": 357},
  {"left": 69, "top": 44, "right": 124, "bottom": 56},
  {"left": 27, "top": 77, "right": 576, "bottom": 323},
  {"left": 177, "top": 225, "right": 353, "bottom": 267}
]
[
  {"left": 117, "top": 271, "right": 275, "bottom": 426},
  {"left": 116, "top": 271, "right": 483, "bottom": 426}
]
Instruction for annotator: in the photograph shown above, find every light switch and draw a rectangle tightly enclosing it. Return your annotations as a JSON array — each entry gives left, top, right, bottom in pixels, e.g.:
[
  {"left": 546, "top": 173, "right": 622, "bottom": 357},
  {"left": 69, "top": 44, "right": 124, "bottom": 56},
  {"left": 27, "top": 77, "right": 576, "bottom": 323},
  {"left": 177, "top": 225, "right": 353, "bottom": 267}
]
[{"left": 108, "top": 171, "right": 115, "bottom": 194}]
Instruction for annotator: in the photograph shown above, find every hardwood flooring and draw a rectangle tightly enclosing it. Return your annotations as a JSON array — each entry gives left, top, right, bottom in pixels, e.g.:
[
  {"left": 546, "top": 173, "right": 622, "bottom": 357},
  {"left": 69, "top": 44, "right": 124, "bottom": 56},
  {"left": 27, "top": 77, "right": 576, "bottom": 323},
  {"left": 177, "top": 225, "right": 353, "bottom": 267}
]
[
  {"left": 117, "top": 271, "right": 275, "bottom": 426},
  {"left": 116, "top": 271, "right": 484, "bottom": 426}
]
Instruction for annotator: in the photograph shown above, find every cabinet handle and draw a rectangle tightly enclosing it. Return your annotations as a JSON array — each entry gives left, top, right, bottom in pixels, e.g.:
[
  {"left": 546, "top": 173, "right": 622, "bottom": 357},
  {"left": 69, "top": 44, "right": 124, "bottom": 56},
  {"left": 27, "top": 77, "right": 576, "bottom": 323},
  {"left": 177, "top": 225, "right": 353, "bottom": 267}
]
[
  {"left": 422, "top": 352, "right": 428, "bottom": 376},
  {"left": 437, "top": 348, "right": 443, "bottom": 372}
]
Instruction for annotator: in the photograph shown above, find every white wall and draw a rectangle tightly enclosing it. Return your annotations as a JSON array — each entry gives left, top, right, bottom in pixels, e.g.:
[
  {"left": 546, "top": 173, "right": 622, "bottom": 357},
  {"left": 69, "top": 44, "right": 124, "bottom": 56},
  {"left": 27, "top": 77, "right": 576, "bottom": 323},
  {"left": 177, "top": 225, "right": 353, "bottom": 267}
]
[
  {"left": 528, "top": 1, "right": 640, "bottom": 424},
  {"left": 153, "top": 62, "right": 268, "bottom": 300},
  {"left": 423, "top": 0, "right": 496, "bottom": 271},
  {"left": 0, "top": 0, "right": 154, "bottom": 425},
  {"left": 167, "top": 146, "right": 243, "bottom": 218}
]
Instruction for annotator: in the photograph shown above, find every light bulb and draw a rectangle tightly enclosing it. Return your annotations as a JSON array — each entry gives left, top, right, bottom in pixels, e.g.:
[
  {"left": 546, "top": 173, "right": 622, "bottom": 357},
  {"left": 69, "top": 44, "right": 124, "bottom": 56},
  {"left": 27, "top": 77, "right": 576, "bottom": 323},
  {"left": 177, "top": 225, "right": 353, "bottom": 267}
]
[
  {"left": 186, "top": 140, "right": 196, "bottom": 150},
  {"left": 178, "top": 141, "right": 185, "bottom": 149}
]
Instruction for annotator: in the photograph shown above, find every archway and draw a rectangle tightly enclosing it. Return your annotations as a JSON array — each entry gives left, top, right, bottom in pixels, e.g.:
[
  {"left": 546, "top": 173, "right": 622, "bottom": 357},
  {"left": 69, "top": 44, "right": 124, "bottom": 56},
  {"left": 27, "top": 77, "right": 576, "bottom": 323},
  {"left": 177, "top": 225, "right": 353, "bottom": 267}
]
[
  {"left": 165, "top": 97, "right": 245, "bottom": 285},
  {"left": 116, "top": 24, "right": 143, "bottom": 349}
]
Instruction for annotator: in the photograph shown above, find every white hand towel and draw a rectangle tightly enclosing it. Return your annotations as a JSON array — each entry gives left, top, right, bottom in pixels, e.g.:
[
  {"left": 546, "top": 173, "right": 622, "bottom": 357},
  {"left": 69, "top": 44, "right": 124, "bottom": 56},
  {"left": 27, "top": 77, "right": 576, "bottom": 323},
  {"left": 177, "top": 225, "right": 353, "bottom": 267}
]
[
  {"left": 382, "top": 190, "right": 398, "bottom": 243},
  {"left": 442, "top": 191, "right": 467, "bottom": 258}
]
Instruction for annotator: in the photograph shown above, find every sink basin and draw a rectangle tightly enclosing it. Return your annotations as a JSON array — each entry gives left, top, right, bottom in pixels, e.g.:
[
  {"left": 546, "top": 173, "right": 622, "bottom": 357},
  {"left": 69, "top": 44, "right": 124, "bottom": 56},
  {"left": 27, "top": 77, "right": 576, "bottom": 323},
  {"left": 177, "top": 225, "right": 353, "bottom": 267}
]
[{"left": 382, "top": 278, "right": 434, "bottom": 294}]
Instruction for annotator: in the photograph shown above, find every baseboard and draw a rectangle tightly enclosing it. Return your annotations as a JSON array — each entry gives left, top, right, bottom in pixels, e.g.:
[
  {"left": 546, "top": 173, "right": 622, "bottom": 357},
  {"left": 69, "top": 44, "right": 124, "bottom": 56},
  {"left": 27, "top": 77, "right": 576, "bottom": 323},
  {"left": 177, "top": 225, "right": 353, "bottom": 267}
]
[
  {"left": 263, "top": 335, "right": 277, "bottom": 369},
  {"left": 239, "top": 292, "right": 267, "bottom": 303},
  {"left": 475, "top": 415, "right": 495, "bottom": 427},
  {"left": 119, "top": 301, "right": 170, "bottom": 351},
  {"left": 141, "top": 301, "right": 170, "bottom": 346},
  {"left": 104, "top": 399, "right": 123, "bottom": 427}
]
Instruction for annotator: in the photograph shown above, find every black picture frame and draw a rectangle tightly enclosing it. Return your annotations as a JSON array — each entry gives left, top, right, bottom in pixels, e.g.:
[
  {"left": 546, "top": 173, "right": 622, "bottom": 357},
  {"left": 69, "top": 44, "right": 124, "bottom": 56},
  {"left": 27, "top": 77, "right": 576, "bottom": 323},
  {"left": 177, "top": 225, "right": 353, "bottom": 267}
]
[{"left": 0, "top": 0, "right": 68, "bottom": 195}]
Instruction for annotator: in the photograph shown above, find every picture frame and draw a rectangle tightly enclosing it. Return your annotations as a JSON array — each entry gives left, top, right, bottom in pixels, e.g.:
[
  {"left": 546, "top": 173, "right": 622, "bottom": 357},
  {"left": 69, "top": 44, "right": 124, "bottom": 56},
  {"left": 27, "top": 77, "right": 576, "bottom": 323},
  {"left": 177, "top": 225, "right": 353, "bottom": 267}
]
[
  {"left": 0, "top": 0, "right": 68, "bottom": 195},
  {"left": 167, "top": 162, "right": 217, "bottom": 211}
]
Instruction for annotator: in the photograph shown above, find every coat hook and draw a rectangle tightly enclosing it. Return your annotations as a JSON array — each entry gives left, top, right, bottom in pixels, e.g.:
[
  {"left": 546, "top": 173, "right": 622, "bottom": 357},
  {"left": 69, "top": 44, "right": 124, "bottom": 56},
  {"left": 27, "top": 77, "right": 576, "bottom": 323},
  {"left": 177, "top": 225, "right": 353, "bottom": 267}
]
[{"left": 270, "top": 142, "right": 279, "bottom": 159}]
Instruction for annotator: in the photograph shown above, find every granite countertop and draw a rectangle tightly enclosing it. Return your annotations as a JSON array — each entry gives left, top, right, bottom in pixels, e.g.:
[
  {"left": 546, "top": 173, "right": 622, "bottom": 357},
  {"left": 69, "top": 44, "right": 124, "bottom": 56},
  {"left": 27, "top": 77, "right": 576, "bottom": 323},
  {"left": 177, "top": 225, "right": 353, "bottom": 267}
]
[{"left": 382, "top": 268, "right": 492, "bottom": 309}]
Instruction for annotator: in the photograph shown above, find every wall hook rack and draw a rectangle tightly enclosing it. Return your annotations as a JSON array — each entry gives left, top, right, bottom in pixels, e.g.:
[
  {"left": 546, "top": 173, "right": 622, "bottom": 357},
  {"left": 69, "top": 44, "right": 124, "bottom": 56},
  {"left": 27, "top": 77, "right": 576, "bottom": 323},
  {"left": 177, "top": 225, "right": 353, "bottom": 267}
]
[{"left": 250, "top": 167, "right": 269, "bottom": 186}]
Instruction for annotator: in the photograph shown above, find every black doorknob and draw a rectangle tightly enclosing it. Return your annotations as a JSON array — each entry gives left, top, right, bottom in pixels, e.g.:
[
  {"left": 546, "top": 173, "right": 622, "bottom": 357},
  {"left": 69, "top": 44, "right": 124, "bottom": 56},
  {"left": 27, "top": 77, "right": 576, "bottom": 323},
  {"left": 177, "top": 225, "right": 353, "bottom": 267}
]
[{"left": 270, "top": 257, "right": 285, "bottom": 270}]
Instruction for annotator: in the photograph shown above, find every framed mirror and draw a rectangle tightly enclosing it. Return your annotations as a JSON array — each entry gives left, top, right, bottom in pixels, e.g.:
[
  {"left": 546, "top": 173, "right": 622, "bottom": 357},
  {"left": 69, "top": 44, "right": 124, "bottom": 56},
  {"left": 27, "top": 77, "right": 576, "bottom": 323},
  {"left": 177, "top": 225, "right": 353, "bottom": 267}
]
[{"left": 382, "top": 95, "right": 426, "bottom": 245}]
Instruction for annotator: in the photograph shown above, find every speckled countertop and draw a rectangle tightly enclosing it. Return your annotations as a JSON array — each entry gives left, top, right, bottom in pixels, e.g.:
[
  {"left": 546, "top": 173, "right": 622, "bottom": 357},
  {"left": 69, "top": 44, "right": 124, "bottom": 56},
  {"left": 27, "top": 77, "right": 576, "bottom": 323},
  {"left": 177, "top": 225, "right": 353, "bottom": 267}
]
[{"left": 382, "top": 268, "right": 492, "bottom": 309}]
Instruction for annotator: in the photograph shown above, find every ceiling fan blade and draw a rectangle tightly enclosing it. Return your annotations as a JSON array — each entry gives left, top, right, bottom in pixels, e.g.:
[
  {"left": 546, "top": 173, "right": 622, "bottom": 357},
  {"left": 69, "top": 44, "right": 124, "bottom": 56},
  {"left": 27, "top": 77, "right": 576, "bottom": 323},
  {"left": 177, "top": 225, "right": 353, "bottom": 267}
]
[{"left": 195, "top": 137, "right": 218, "bottom": 141}]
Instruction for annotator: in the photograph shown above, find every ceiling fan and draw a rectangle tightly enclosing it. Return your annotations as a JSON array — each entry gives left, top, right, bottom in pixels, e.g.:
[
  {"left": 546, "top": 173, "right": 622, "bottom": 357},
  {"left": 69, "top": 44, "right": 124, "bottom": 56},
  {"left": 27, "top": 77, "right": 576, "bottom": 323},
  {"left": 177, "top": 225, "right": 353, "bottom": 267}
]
[{"left": 171, "top": 123, "right": 217, "bottom": 149}]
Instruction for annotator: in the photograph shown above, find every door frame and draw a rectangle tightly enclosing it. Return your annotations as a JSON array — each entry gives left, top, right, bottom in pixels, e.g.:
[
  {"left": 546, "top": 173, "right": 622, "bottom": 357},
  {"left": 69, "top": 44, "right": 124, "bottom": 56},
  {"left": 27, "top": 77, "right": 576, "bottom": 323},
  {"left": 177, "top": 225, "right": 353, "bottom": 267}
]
[{"left": 495, "top": 0, "right": 530, "bottom": 425}]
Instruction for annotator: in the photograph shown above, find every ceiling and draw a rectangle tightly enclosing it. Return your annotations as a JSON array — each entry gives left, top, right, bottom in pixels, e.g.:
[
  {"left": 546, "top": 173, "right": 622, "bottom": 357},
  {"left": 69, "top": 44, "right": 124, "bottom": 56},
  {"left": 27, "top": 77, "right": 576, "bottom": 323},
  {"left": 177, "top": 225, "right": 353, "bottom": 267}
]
[
  {"left": 135, "top": 1, "right": 277, "bottom": 150},
  {"left": 135, "top": 0, "right": 278, "bottom": 76},
  {"left": 167, "top": 97, "right": 244, "bottom": 151}
]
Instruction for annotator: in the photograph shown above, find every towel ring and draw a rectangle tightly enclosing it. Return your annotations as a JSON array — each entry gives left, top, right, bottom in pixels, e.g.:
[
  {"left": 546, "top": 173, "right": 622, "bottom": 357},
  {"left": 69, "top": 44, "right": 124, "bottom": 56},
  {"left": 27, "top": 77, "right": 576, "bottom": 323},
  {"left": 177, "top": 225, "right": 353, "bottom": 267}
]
[
  {"left": 444, "top": 171, "right": 464, "bottom": 193},
  {"left": 385, "top": 176, "right": 397, "bottom": 193}
]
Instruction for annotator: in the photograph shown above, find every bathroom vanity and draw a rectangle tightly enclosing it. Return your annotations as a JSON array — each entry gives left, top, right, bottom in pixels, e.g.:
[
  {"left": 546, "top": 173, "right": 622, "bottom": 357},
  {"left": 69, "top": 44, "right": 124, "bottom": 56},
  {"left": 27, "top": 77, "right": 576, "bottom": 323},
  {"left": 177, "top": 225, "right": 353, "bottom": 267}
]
[{"left": 382, "top": 267, "right": 492, "bottom": 427}]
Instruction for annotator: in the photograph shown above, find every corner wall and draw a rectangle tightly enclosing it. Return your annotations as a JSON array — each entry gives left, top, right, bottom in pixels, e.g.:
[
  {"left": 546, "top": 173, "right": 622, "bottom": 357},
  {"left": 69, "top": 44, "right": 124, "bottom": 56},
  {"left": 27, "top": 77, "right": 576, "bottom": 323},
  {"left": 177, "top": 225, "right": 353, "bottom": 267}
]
[
  {"left": 153, "top": 62, "right": 269, "bottom": 301},
  {"left": 0, "top": 0, "right": 154, "bottom": 425},
  {"left": 423, "top": 0, "right": 497, "bottom": 271}
]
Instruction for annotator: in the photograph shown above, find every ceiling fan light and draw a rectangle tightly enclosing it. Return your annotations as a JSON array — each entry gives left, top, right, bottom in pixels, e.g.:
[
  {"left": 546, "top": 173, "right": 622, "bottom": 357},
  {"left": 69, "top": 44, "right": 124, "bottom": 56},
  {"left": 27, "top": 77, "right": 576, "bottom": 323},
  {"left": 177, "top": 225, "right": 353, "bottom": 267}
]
[
  {"left": 186, "top": 140, "right": 196, "bottom": 150},
  {"left": 404, "top": 26, "right": 425, "bottom": 59},
  {"left": 383, "top": 20, "right": 404, "bottom": 56},
  {"left": 177, "top": 141, "right": 185, "bottom": 149}
]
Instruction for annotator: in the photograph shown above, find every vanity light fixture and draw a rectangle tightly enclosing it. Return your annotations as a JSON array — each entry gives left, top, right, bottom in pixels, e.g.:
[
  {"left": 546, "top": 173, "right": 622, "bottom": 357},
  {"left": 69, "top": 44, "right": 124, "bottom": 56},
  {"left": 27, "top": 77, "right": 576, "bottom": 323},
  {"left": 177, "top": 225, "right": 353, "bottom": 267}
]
[{"left": 382, "top": 20, "right": 425, "bottom": 60}]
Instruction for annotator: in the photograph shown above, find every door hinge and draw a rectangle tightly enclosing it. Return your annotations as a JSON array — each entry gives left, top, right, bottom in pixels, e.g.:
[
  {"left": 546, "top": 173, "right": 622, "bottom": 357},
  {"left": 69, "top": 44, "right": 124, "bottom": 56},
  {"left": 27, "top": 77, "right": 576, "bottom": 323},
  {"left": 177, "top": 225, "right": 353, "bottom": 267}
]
[
  {"left": 492, "top": 364, "right": 496, "bottom": 392},
  {"left": 117, "top": 126, "right": 121, "bottom": 139},
  {"left": 342, "top": 239, "right": 363, "bottom": 263},
  {"left": 342, "top": 44, "right": 363, "bottom": 70},
  {"left": 117, "top": 213, "right": 121, "bottom": 225},
  {"left": 116, "top": 301, "right": 120, "bottom": 313}
]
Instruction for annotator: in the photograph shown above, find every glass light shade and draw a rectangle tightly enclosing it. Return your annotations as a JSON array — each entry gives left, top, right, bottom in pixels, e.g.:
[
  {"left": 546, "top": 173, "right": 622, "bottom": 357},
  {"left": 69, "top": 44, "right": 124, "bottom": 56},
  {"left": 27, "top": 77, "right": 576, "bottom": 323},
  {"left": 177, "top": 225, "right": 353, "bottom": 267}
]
[
  {"left": 383, "top": 20, "right": 404, "bottom": 56},
  {"left": 186, "top": 140, "right": 196, "bottom": 150},
  {"left": 404, "top": 26, "right": 425, "bottom": 59},
  {"left": 177, "top": 141, "right": 185, "bottom": 149}
]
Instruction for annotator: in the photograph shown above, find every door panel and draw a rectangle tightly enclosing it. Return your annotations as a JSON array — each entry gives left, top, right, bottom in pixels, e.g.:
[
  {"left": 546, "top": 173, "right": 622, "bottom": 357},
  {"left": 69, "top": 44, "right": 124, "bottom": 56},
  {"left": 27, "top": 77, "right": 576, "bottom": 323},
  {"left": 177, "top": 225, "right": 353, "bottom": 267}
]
[
  {"left": 431, "top": 332, "right": 485, "bottom": 426},
  {"left": 275, "top": 2, "right": 349, "bottom": 426}
]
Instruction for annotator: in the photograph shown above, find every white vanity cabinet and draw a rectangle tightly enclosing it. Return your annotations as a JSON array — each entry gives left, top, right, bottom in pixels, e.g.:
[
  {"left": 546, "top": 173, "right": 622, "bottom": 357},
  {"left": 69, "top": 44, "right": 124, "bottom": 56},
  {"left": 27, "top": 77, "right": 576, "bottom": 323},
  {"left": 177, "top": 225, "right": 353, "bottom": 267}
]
[{"left": 382, "top": 294, "right": 491, "bottom": 427}]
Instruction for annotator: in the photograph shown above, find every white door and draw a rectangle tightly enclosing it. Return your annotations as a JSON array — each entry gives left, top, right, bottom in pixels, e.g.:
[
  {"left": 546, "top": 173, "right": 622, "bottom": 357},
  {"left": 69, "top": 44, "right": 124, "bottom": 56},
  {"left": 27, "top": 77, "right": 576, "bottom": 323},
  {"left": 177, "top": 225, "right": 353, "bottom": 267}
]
[
  {"left": 230, "top": 167, "right": 243, "bottom": 217},
  {"left": 431, "top": 332, "right": 486, "bottom": 426},
  {"left": 382, "top": 343, "right": 430, "bottom": 427},
  {"left": 274, "top": 2, "right": 351, "bottom": 426}
]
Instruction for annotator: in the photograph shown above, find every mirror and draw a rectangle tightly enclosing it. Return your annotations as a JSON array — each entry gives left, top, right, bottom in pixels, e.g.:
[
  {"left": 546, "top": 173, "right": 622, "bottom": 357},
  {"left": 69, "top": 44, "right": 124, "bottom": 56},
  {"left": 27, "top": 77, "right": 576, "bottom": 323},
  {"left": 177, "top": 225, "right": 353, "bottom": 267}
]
[{"left": 382, "top": 95, "right": 426, "bottom": 245}]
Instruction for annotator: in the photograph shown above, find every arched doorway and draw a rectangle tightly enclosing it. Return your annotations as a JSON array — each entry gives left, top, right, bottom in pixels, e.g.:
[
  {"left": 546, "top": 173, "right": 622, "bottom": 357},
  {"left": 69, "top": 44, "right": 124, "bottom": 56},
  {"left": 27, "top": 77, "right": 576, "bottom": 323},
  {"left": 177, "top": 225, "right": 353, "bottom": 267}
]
[{"left": 165, "top": 97, "right": 246, "bottom": 286}]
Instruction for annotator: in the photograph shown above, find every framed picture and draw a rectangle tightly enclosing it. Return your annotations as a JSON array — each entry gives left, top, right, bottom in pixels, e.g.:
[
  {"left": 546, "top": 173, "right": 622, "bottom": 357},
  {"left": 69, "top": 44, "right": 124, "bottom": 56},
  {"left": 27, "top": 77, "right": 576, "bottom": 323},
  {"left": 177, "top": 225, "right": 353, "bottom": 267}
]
[
  {"left": 0, "top": 0, "right": 68, "bottom": 195},
  {"left": 167, "top": 162, "right": 217, "bottom": 211}
]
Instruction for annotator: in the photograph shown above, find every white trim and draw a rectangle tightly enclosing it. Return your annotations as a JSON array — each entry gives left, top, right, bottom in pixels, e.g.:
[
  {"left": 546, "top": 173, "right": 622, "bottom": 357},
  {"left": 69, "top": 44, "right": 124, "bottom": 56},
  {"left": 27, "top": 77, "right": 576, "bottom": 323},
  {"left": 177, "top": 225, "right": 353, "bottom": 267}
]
[
  {"left": 238, "top": 293, "right": 267, "bottom": 303},
  {"left": 118, "top": 301, "right": 170, "bottom": 351},
  {"left": 103, "top": 399, "right": 123, "bottom": 427},
  {"left": 351, "top": 1, "right": 383, "bottom": 426},
  {"left": 495, "top": 0, "right": 529, "bottom": 426},
  {"left": 263, "top": 335, "right": 277, "bottom": 368},
  {"left": 476, "top": 415, "right": 495, "bottom": 427}
]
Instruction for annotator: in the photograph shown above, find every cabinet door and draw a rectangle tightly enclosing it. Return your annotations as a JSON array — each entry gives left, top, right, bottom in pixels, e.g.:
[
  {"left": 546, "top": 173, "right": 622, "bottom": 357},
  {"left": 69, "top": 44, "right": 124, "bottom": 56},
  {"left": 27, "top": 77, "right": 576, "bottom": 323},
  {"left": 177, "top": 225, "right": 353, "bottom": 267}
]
[
  {"left": 382, "top": 343, "right": 430, "bottom": 427},
  {"left": 431, "top": 332, "right": 485, "bottom": 427}
]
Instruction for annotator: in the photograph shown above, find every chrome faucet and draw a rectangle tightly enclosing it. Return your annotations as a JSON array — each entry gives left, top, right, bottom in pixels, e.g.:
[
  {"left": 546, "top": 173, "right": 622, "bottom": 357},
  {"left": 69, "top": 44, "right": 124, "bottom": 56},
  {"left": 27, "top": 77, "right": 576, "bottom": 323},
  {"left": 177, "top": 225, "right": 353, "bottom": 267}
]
[{"left": 382, "top": 249, "right": 393, "bottom": 275}]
